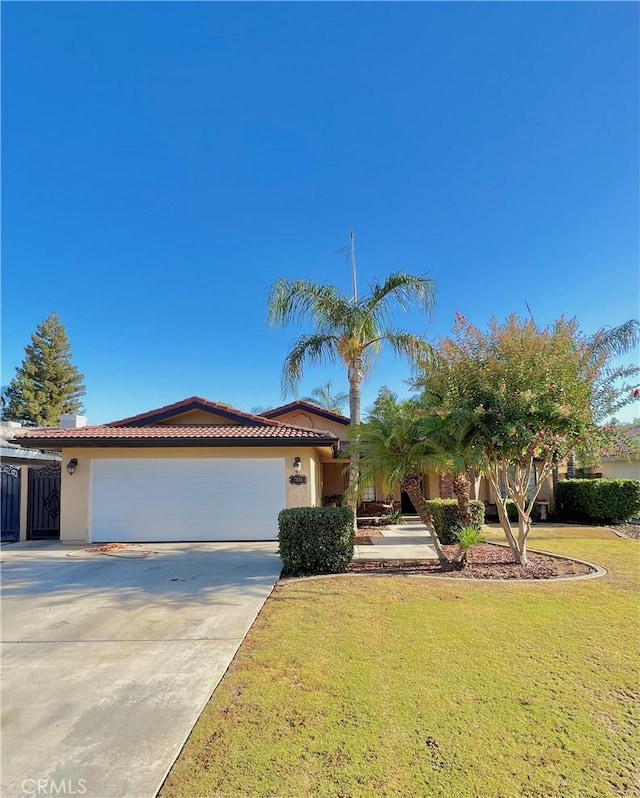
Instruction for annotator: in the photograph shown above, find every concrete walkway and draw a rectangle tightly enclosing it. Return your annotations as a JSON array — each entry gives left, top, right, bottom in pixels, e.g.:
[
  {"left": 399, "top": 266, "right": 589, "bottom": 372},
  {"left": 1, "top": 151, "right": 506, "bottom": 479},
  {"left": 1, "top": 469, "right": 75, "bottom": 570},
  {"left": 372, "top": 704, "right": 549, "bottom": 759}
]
[
  {"left": 354, "top": 518, "right": 440, "bottom": 561},
  {"left": 1, "top": 540, "right": 281, "bottom": 798}
]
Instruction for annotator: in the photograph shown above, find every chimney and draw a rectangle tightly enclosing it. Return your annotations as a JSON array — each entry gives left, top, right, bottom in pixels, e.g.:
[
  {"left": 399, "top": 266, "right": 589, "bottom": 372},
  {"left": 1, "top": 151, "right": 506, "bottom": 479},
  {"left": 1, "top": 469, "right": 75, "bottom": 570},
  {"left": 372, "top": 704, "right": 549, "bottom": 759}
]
[{"left": 60, "top": 414, "right": 88, "bottom": 429}]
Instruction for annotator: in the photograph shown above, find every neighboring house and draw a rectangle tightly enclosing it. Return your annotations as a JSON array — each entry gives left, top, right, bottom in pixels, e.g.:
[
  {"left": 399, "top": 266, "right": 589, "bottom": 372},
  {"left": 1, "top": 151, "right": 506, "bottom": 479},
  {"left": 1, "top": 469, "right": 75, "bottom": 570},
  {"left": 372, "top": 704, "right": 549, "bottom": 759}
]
[
  {"left": 1, "top": 423, "right": 62, "bottom": 543},
  {"left": 12, "top": 397, "right": 339, "bottom": 544},
  {"left": 600, "top": 456, "right": 640, "bottom": 480},
  {"left": 1, "top": 423, "right": 61, "bottom": 467},
  {"left": 578, "top": 424, "right": 640, "bottom": 481},
  {"left": 600, "top": 455, "right": 640, "bottom": 480},
  {"left": 600, "top": 424, "right": 640, "bottom": 480}
]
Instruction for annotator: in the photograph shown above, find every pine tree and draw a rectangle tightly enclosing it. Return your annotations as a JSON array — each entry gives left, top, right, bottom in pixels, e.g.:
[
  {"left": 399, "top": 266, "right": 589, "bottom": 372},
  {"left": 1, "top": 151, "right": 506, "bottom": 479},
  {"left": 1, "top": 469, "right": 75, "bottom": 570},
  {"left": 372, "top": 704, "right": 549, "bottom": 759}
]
[{"left": 4, "top": 313, "right": 85, "bottom": 426}]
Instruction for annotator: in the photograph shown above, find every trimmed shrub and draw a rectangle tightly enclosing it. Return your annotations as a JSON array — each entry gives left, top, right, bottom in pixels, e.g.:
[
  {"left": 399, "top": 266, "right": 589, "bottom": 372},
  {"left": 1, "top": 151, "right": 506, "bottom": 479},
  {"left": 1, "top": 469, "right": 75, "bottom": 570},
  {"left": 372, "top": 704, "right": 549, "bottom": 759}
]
[
  {"left": 424, "top": 499, "right": 485, "bottom": 545},
  {"left": 557, "top": 479, "right": 640, "bottom": 523},
  {"left": 278, "top": 506, "right": 354, "bottom": 576}
]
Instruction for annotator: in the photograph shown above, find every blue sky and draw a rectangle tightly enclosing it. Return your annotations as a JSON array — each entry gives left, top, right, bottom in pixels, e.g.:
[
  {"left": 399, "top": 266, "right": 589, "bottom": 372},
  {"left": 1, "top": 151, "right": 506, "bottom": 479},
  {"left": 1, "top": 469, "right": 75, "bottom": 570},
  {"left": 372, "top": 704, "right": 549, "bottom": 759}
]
[{"left": 2, "top": 2, "right": 638, "bottom": 424}]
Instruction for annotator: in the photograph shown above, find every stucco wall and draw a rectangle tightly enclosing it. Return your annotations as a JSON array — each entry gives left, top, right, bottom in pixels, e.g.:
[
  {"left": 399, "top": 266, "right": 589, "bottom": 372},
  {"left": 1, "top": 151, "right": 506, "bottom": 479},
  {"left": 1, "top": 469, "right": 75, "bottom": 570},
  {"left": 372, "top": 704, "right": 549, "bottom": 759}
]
[
  {"left": 59, "top": 445, "right": 325, "bottom": 544},
  {"left": 269, "top": 410, "right": 348, "bottom": 439},
  {"left": 322, "top": 462, "right": 346, "bottom": 497},
  {"left": 155, "top": 410, "right": 243, "bottom": 425},
  {"left": 601, "top": 460, "right": 640, "bottom": 481}
]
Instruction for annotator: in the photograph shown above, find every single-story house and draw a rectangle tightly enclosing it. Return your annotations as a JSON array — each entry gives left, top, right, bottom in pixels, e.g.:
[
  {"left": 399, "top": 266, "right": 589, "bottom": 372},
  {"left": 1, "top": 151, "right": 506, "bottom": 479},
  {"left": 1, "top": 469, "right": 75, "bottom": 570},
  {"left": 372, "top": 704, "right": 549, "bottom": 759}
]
[
  {"left": 12, "top": 397, "right": 340, "bottom": 544},
  {"left": 599, "top": 455, "right": 640, "bottom": 481}
]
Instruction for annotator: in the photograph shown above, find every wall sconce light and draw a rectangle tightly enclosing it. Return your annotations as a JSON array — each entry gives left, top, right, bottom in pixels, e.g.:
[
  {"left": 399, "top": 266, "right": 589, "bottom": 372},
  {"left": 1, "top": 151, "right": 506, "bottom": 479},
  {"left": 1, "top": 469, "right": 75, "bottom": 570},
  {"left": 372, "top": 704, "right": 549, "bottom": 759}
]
[
  {"left": 66, "top": 458, "right": 78, "bottom": 476},
  {"left": 293, "top": 457, "right": 302, "bottom": 474}
]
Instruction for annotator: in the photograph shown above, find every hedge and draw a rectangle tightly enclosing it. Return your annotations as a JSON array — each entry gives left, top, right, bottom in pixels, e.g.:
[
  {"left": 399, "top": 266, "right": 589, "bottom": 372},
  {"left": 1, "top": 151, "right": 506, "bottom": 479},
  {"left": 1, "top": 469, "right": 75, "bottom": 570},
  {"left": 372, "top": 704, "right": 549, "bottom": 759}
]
[
  {"left": 424, "top": 499, "right": 485, "bottom": 545},
  {"left": 278, "top": 506, "right": 354, "bottom": 576},
  {"left": 556, "top": 479, "right": 640, "bottom": 523}
]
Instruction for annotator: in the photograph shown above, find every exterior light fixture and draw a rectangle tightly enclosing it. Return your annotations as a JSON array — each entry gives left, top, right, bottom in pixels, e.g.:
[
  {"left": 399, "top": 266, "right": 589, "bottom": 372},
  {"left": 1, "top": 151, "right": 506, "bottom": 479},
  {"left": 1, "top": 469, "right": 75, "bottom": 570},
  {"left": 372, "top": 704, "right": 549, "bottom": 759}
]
[
  {"left": 293, "top": 457, "right": 302, "bottom": 474},
  {"left": 66, "top": 458, "right": 78, "bottom": 476}
]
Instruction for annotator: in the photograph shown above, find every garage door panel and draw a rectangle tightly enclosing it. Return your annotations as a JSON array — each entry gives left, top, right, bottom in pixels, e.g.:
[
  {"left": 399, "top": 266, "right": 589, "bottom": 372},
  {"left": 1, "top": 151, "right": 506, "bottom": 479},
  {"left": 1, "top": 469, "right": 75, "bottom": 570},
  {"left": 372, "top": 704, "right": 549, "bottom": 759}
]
[{"left": 90, "top": 458, "right": 285, "bottom": 542}]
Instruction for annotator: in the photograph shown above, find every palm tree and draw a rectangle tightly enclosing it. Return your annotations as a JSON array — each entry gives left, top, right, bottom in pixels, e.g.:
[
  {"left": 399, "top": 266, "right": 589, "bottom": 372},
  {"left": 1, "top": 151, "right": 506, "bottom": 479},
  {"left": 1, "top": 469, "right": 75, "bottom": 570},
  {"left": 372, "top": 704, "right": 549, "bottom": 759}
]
[
  {"left": 300, "top": 381, "right": 349, "bottom": 414},
  {"left": 267, "top": 273, "right": 435, "bottom": 424},
  {"left": 417, "top": 365, "right": 485, "bottom": 527},
  {"left": 588, "top": 320, "right": 640, "bottom": 363},
  {"left": 268, "top": 269, "right": 436, "bottom": 517},
  {"left": 429, "top": 420, "right": 483, "bottom": 527},
  {"left": 567, "top": 319, "right": 640, "bottom": 476},
  {"left": 347, "top": 394, "right": 450, "bottom": 565}
]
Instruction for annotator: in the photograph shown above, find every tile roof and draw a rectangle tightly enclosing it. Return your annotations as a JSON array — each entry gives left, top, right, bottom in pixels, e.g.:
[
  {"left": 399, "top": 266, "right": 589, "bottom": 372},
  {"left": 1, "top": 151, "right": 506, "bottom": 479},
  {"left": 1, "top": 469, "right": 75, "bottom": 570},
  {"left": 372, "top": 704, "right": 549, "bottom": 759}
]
[
  {"left": 107, "top": 396, "right": 280, "bottom": 427},
  {"left": 11, "top": 424, "right": 339, "bottom": 447},
  {"left": 263, "top": 400, "right": 350, "bottom": 425}
]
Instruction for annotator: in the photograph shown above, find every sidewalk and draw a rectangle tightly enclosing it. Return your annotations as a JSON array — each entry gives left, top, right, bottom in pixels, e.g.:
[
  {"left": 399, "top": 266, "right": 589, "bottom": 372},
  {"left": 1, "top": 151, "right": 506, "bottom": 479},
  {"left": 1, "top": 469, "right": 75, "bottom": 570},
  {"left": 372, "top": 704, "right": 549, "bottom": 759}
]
[{"left": 353, "top": 517, "right": 439, "bottom": 561}]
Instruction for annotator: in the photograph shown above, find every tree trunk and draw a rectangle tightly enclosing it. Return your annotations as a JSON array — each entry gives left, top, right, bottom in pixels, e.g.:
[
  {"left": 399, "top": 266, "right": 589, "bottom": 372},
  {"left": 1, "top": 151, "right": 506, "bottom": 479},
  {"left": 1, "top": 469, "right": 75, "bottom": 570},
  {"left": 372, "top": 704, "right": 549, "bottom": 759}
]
[
  {"left": 494, "top": 496, "right": 521, "bottom": 562},
  {"left": 401, "top": 475, "right": 449, "bottom": 565},
  {"left": 551, "top": 464, "right": 559, "bottom": 515},
  {"left": 348, "top": 365, "right": 362, "bottom": 426},
  {"left": 514, "top": 494, "right": 530, "bottom": 565},
  {"left": 452, "top": 473, "right": 472, "bottom": 527},
  {"left": 467, "top": 469, "right": 482, "bottom": 501},
  {"left": 347, "top": 368, "right": 363, "bottom": 530},
  {"left": 488, "top": 466, "right": 522, "bottom": 564}
]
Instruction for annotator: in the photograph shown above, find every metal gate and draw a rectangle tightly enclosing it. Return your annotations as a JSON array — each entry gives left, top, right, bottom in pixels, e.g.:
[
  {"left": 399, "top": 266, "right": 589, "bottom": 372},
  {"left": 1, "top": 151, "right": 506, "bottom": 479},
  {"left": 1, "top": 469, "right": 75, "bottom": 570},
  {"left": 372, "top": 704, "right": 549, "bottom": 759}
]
[
  {"left": 1, "top": 465, "right": 21, "bottom": 542},
  {"left": 27, "top": 464, "right": 61, "bottom": 540}
]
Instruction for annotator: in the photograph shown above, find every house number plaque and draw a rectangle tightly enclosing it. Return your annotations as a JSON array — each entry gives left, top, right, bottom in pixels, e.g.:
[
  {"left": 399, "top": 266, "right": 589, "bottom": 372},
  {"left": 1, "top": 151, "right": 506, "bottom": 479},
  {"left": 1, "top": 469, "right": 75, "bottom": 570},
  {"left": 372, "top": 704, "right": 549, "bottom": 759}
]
[{"left": 289, "top": 474, "right": 307, "bottom": 485}]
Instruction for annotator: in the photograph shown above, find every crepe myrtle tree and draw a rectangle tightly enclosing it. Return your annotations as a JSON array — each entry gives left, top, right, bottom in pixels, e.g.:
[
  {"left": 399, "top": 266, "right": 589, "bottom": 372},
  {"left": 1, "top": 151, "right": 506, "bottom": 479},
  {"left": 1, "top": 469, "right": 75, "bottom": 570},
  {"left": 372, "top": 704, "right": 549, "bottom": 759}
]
[{"left": 416, "top": 314, "right": 617, "bottom": 566}]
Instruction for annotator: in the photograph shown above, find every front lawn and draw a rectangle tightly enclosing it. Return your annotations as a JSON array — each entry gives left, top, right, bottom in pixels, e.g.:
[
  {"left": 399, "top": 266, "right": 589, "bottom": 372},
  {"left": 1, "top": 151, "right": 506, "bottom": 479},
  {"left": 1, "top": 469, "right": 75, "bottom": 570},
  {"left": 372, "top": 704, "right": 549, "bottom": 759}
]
[{"left": 160, "top": 527, "right": 640, "bottom": 798}]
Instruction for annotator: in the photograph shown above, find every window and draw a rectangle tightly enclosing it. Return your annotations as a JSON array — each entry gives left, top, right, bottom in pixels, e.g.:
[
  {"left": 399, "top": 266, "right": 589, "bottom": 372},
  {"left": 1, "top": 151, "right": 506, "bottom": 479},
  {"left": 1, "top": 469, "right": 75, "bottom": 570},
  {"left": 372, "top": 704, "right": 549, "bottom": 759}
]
[
  {"left": 362, "top": 481, "right": 376, "bottom": 502},
  {"left": 499, "top": 464, "right": 537, "bottom": 499}
]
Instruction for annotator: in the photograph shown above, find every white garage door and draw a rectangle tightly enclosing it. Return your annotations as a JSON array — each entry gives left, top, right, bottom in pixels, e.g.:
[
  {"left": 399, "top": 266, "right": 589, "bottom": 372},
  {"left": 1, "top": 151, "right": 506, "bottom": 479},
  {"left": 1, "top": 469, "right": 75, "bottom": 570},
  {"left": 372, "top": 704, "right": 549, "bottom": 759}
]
[{"left": 90, "top": 458, "right": 286, "bottom": 542}]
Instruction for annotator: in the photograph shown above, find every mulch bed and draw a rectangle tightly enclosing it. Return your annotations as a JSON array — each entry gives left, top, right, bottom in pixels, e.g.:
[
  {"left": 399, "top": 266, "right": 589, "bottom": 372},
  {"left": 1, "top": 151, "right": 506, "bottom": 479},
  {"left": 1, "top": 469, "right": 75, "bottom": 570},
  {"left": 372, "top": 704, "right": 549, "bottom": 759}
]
[
  {"left": 609, "top": 522, "right": 640, "bottom": 541},
  {"left": 347, "top": 542, "right": 595, "bottom": 580}
]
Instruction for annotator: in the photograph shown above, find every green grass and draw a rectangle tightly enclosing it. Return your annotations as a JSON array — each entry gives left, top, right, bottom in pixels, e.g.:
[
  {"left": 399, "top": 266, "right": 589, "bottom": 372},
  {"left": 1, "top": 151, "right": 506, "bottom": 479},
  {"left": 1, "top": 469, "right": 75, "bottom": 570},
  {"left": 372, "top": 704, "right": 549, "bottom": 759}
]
[{"left": 160, "top": 527, "right": 640, "bottom": 798}]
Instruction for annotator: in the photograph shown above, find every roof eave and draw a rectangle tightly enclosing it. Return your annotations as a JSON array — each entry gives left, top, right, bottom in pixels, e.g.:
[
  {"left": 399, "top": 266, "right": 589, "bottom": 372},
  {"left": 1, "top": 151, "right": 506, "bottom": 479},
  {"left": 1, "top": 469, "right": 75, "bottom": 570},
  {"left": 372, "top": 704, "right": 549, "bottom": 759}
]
[{"left": 10, "top": 436, "right": 338, "bottom": 449}]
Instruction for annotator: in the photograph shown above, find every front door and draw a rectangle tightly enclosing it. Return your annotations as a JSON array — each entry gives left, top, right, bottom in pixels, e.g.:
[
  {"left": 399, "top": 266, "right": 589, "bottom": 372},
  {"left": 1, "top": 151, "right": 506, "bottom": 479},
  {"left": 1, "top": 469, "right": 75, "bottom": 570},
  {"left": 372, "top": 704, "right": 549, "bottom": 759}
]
[{"left": 401, "top": 477, "right": 423, "bottom": 514}]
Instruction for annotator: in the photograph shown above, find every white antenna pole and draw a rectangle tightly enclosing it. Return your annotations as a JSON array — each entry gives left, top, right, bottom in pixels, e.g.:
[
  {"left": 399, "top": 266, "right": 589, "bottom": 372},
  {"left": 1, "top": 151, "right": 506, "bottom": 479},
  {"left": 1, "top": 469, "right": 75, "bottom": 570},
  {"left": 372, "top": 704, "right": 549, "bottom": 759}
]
[{"left": 350, "top": 229, "right": 357, "bottom": 304}]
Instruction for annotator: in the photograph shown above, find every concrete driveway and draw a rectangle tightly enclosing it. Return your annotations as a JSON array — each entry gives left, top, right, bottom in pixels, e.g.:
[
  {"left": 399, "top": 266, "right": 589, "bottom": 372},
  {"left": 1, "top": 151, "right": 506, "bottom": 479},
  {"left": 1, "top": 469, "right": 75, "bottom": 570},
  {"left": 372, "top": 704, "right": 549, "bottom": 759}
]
[{"left": 1, "top": 540, "right": 281, "bottom": 798}]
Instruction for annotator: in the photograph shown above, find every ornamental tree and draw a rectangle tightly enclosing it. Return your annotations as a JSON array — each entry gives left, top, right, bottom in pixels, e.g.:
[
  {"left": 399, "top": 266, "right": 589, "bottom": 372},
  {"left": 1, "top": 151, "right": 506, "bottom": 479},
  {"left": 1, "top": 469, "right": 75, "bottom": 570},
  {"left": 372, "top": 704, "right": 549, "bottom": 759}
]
[
  {"left": 3, "top": 312, "right": 85, "bottom": 427},
  {"left": 417, "top": 314, "right": 607, "bottom": 565}
]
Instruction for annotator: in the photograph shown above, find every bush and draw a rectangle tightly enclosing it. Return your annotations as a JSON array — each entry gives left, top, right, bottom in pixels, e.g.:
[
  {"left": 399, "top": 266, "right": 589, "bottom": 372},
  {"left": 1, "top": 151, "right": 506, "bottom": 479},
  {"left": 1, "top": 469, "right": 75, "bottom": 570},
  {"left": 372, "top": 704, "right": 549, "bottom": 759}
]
[
  {"left": 424, "top": 499, "right": 485, "bottom": 544},
  {"left": 454, "top": 526, "right": 484, "bottom": 566},
  {"left": 278, "top": 506, "right": 354, "bottom": 576},
  {"left": 557, "top": 479, "right": 640, "bottom": 523}
]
